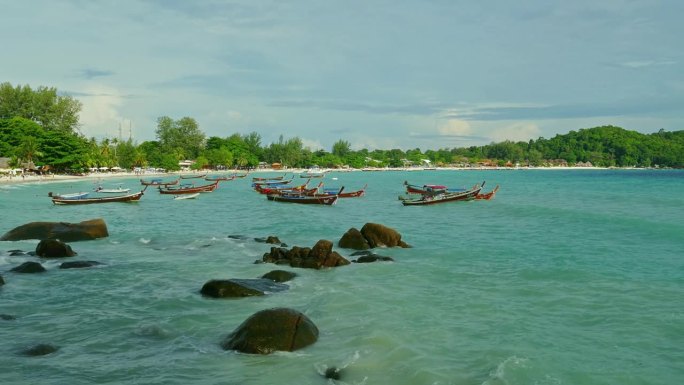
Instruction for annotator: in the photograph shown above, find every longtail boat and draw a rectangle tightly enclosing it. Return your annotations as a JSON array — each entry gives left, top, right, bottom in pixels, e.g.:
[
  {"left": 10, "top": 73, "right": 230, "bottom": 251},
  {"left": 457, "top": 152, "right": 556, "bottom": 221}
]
[
  {"left": 400, "top": 183, "right": 483, "bottom": 206},
  {"left": 205, "top": 175, "right": 235, "bottom": 181},
  {"left": 252, "top": 174, "right": 287, "bottom": 182},
  {"left": 158, "top": 180, "right": 219, "bottom": 194},
  {"left": 179, "top": 173, "right": 207, "bottom": 179},
  {"left": 252, "top": 178, "right": 295, "bottom": 188},
  {"left": 231, "top": 172, "right": 249, "bottom": 178},
  {"left": 52, "top": 188, "right": 147, "bottom": 205},
  {"left": 475, "top": 185, "right": 499, "bottom": 200},
  {"left": 403, "top": 181, "right": 463, "bottom": 195},
  {"left": 140, "top": 178, "right": 179, "bottom": 187},
  {"left": 254, "top": 181, "right": 315, "bottom": 195},
  {"left": 48, "top": 191, "right": 90, "bottom": 200},
  {"left": 315, "top": 184, "right": 367, "bottom": 198},
  {"left": 266, "top": 187, "right": 343, "bottom": 205}
]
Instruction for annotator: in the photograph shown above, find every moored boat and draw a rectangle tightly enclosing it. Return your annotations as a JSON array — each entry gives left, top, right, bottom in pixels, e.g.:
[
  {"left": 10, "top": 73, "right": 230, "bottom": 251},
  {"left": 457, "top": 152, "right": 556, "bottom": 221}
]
[
  {"left": 266, "top": 187, "right": 344, "bottom": 205},
  {"left": 140, "top": 178, "right": 179, "bottom": 186},
  {"left": 48, "top": 191, "right": 90, "bottom": 200},
  {"left": 179, "top": 173, "right": 207, "bottom": 179},
  {"left": 475, "top": 185, "right": 499, "bottom": 200},
  {"left": 94, "top": 185, "right": 131, "bottom": 194},
  {"left": 173, "top": 192, "right": 200, "bottom": 200},
  {"left": 401, "top": 183, "right": 483, "bottom": 206},
  {"left": 158, "top": 180, "right": 219, "bottom": 194},
  {"left": 52, "top": 188, "right": 146, "bottom": 205},
  {"left": 316, "top": 184, "right": 367, "bottom": 198}
]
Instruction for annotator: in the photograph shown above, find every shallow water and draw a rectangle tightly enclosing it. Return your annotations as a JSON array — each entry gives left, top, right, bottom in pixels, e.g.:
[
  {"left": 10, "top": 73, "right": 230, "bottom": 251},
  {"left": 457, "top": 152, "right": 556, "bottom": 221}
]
[{"left": 1, "top": 169, "right": 683, "bottom": 384}]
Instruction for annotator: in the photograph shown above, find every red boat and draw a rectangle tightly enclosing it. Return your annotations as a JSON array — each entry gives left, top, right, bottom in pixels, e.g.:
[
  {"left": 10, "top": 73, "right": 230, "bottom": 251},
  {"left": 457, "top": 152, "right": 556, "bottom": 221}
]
[
  {"left": 158, "top": 180, "right": 219, "bottom": 194},
  {"left": 475, "top": 185, "right": 499, "bottom": 200},
  {"left": 255, "top": 181, "right": 318, "bottom": 195},
  {"left": 266, "top": 187, "right": 344, "bottom": 205}
]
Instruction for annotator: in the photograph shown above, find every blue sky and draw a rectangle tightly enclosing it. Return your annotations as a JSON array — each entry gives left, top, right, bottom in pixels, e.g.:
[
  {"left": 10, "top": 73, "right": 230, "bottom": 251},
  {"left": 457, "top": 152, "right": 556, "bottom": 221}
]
[{"left": 2, "top": 0, "right": 682, "bottom": 151}]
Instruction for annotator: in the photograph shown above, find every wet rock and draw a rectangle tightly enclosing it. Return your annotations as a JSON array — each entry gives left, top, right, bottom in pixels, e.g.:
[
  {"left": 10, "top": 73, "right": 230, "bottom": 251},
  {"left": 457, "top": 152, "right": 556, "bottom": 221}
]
[
  {"left": 221, "top": 307, "right": 319, "bottom": 354},
  {"left": 0, "top": 274, "right": 4, "bottom": 285},
  {"left": 255, "top": 235, "right": 287, "bottom": 247},
  {"left": 260, "top": 270, "right": 297, "bottom": 283},
  {"left": 325, "top": 367, "right": 342, "bottom": 380},
  {"left": 1, "top": 314, "right": 17, "bottom": 320},
  {"left": 10, "top": 261, "right": 46, "bottom": 274},
  {"left": 1, "top": 218, "right": 109, "bottom": 242},
  {"left": 261, "top": 240, "right": 350, "bottom": 269},
  {"left": 354, "top": 254, "right": 395, "bottom": 263},
  {"left": 338, "top": 227, "right": 370, "bottom": 250},
  {"left": 59, "top": 261, "right": 103, "bottom": 269},
  {"left": 21, "top": 343, "right": 59, "bottom": 356},
  {"left": 36, "top": 239, "right": 77, "bottom": 258},
  {"left": 9, "top": 250, "right": 26, "bottom": 256},
  {"left": 200, "top": 278, "right": 289, "bottom": 298},
  {"left": 360, "top": 223, "right": 410, "bottom": 248}
]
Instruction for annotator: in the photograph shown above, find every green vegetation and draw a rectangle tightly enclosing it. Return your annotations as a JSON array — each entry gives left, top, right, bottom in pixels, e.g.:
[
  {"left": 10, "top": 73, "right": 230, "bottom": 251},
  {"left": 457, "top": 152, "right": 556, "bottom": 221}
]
[{"left": 1, "top": 82, "right": 683, "bottom": 171}]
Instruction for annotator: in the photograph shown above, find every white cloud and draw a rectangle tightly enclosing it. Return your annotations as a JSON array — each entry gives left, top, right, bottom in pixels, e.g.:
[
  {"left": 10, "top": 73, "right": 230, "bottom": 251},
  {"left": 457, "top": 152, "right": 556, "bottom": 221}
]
[
  {"left": 490, "top": 122, "right": 541, "bottom": 142},
  {"left": 438, "top": 119, "right": 473, "bottom": 136},
  {"left": 78, "top": 84, "right": 125, "bottom": 138}
]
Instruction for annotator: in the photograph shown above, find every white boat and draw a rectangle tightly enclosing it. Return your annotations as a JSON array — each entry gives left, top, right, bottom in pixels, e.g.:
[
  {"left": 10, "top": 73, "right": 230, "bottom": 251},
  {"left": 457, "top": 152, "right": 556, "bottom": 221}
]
[
  {"left": 173, "top": 192, "right": 200, "bottom": 200},
  {"left": 48, "top": 191, "right": 89, "bottom": 200},
  {"left": 94, "top": 185, "right": 131, "bottom": 194}
]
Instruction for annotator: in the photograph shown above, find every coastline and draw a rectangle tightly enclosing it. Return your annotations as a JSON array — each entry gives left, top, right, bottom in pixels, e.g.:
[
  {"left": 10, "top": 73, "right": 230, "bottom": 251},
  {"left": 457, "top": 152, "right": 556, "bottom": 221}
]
[{"left": 0, "top": 166, "right": 630, "bottom": 187}]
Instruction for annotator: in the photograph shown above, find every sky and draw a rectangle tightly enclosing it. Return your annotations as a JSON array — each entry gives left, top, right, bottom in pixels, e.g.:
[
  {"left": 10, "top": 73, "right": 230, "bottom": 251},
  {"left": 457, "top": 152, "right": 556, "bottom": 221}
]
[{"left": 2, "top": 0, "right": 683, "bottom": 151}]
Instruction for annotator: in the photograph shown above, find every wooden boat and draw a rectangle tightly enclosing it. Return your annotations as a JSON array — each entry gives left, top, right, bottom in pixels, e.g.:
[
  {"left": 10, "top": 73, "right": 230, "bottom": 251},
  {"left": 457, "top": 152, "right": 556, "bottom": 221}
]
[
  {"left": 316, "top": 184, "right": 367, "bottom": 198},
  {"left": 158, "top": 180, "right": 219, "bottom": 194},
  {"left": 401, "top": 183, "right": 483, "bottom": 206},
  {"left": 252, "top": 177, "right": 294, "bottom": 187},
  {"left": 231, "top": 172, "right": 249, "bottom": 178},
  {"left": 205, "top": 175, "right": 235, "bottom": 181},
  {"left": 52, "top": 188, "right": 146, "bottom": 205},
  {"left": 173, "top": 192, "right": 200, "bottom": 200},
  {"left": 94, "top": 185, "right": 131, "bottom": 194},
  {"left": 48, "top": 191, "right": 89, "bottom": 200},
  {"left": 403, "top": 181, "right": 464, "bottom": 195},
  {"left": 475, "top": 185, "right": 499, "bottom": 200},
  {"left": 266, "top": 187, "right": 344, "bottom": 205},
  {"left": 252, "top": 174, "right": 287, "bottom": 182},
  {"left": 300, "top": 168, "right": 326, "bottom": 178},
  {"left": 254, "top": 181, "right": 315, "bottom": 195},
  {"left": 179, "top": 173, "right": 207, "bottom": 179},
  {"left": 140, "top": 178, "right": 179, "bottom": 186}
]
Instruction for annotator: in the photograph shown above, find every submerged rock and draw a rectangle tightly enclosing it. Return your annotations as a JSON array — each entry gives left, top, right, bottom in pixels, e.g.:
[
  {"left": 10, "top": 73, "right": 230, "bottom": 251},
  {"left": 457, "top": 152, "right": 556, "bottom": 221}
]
[
  {"left": 1, "top": 218, "right": 109, "bottom": 242},
  {"left": 11, "top": 261, "right": 46, "bottom": 274},
  {"left": 36, "top": 239, "right": 77, "bottom": 258},
  {"left": 221, "top": 307, "right": 319, "bottom": 354},
  {"left": 261, "top": 240, "right": 350, "bottom": 269},
  {"left": 59, "top": 261, "right": 103, "bottom": 269},
  {"left": 200, "top": 278, "right": 289, "bottom": 298},
  {"left": 354, "top": 254, "right": 395, "bottom": 263},
  {"left": 21, "top": 343, "right": 59, "bottom": 356}
]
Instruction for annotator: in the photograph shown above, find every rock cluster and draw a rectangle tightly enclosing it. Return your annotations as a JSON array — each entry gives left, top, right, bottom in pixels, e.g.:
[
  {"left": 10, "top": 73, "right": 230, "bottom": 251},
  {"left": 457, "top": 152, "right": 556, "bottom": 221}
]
[{"left": 338, "top": 223, "right": 410, "bottom": 250}]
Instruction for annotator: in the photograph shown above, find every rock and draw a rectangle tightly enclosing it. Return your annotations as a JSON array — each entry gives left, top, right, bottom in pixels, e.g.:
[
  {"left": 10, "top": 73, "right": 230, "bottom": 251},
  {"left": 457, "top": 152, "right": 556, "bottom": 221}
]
[
  {"left": 325, "top": 367, "right": 342, "bottom": 380},
  {"left": 59, "top": 261, "right": 103, "bottom": 269},
  {"left": 1, "top": 314, "right": 17, "bottom": 320},
  {"left": 9, "top": 250, "right": 26, "bottom": 256},
  {"left": 0, "top": 218, "right": 109, "bottom": 242},
  {"left": 0, "top": 274, "right": 4, "bottom": 285},
  {"left": 10, "top": 261, "right": 46, "bottom": 274},
  {"left": 261, "top": 241, "right": 350, "bottom": 269},
  {"left": 200, "top": 278, "right": 289, "bottom": 298},
  {"left": 354, "top": 254, "right": 395, "bottom": 263},
  {"left": 338, "top": 227, "right": 370, "bottom": 250},
  {"left": 35, "top": 239, "right": 77, "bottom": 258},
  {"left": 261, "top": 270, "right": 297, "bottom": 282},
  {"left": 221, "top": 307, "right": 319, "bottom": 354},
  {"left": 360, "top": 223, "right": 410, "bottom": 248},
  {"left": 21, "top": 343, "right": 59, "bottom": 356},
  {"left": 255, "top": 235, "right": 287, "bottom": 247}
]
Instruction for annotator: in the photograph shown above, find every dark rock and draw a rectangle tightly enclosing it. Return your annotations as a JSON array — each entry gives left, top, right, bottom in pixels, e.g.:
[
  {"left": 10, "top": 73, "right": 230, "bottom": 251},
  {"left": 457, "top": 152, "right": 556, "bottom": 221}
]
[
  {"left": 262, "top": 241, "right": 350, "bottom": 269},
  {"left": 338, "top": 227, "right": 370, "bottom": 250},
  {"left": 354, "top": 254, "right": 395, "bottom": 263},
  {"left": 325, "top": 367, "right": 342, "bottom": 380},
  {"left": 11, "top": 261, "right": 46, "bottom": 274},
  {"left": 36, "top": 239, "right": 77, "bottom": 258},
  {"left": 255, "top": 235, "right": 287, "bottom": 247},
  {"left": 9, "top": 250, "right": 26, "bottom": 256},
  {"left": 59, "top": 261, "right": 103, "bottom": 269},
  {"left": 1, "top": 314, "right": 17, "bottom": 320},
  {"left": 0, "top": 274, "right": 4, "bottom": 285},
  {"left": 350, "top": 250, "right": 373, "bottom": 256},
  {"left": 200, "top": 278, "right": 288, "bottom": 298},
  {"left": 21, "top": 343, "right": 59, "bottom": 356},
  {"left": 261, "top": 270, "right": 297, "bottom": 282},
  {"left": 360, "top": 223, "right": 410, "bottom": 248},
  {"left": 1, "top": 218, "right": 109, "bottom": 242},
  {"left": 221, "top": 307, "right": 318, "bottom": 354},
  {"left": 228, "top": 234, "right": 249, "bottom": 240}
]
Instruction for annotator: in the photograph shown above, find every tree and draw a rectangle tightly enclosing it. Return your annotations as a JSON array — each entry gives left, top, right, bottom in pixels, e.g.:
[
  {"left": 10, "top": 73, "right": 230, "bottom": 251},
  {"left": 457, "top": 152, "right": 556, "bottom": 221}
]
[
  {"left": 155, "top": 116, "right": 206, "bottom": 159},
  {"left": 0, "top": 82, "right": 82, "bottom": 133},
  {"left": 17, "top": 136, "right": 42, "bottom": 165},
  {"left": 332, "top": 139, "right": 351, "bottom": 158}
]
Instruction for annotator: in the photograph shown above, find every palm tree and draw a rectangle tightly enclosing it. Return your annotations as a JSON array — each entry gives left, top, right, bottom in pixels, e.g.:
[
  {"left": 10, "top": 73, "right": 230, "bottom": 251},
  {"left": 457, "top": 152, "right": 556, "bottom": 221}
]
[{"left": 17, "top": 136, "right": 42, "bottom": 168}]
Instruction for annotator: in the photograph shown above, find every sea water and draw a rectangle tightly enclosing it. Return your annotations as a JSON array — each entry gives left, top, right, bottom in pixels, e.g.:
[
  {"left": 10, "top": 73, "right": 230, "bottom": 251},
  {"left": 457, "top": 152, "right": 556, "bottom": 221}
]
[{"left": 0, "top": 169, "right": 682, "bottom": 385}]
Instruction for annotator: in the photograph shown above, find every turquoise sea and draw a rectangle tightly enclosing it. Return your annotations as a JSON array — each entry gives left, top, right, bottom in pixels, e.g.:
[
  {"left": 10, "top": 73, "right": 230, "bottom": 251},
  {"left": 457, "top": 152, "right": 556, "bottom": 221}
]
[{"left": 1, "top": 169, "right": 682, "bottom": 385}]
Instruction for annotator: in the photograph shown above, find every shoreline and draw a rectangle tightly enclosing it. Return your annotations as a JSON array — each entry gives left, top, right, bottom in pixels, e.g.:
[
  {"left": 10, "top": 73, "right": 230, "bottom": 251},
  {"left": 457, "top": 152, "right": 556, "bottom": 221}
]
[{"left": 0, "top": 166, "right": 656, "bottom": 187}]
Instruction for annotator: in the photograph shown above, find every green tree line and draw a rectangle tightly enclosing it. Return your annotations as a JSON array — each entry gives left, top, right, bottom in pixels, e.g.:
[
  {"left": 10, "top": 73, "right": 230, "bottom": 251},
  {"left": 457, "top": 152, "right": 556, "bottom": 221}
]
[{"left": 1, "top": 82, "right": 683, "bottom": 171}]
